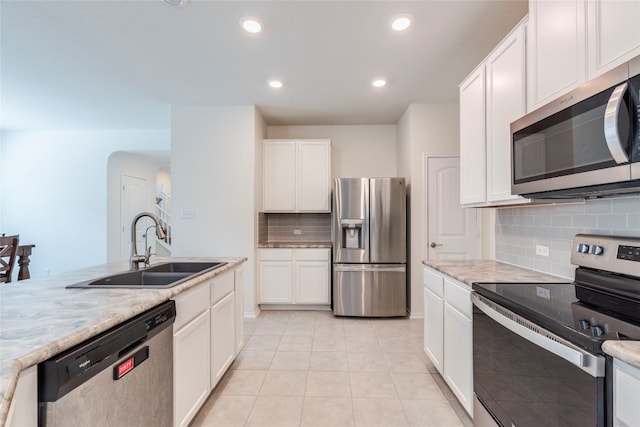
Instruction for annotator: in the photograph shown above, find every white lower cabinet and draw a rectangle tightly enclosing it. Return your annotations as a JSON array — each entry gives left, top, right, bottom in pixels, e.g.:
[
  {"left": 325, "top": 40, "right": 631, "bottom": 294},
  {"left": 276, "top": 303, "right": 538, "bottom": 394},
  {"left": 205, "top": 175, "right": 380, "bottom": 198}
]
[
  {"left": 173, "top": 268, "right": 241, "bottom": 427},
  {"left": 235, "top": 268, "right": 245, "bottom": 354},
  {"left": 5, "top": 365, "right": 37, "bottom": 427},
  {"left": 443, "top": 299, "right": 472, "bottom": 414},
  {"left": 174, "top": 309, "right": 210, "bottom": 427},
  {"left": 423, "top": 266, "right": 473, "bottom": 416},
  {"left": 423, "top": 269, "right": 444, "bottom": 374},
  {"left": 211, "top": 291, "right": 236, "bottom": 388},
  {"left": 259, "top": 248, "right": 330, "bottom": 306},
  {"left": 613, "top": 358, "right": 640, "bottom": 427}
]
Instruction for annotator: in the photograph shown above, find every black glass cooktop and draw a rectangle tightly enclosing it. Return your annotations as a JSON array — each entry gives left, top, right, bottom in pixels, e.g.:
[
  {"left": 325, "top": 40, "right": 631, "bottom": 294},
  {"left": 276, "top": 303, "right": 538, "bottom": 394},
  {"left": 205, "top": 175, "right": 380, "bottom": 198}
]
[{"left": 472, "top": 280, "right": 640, "bottom": 353}]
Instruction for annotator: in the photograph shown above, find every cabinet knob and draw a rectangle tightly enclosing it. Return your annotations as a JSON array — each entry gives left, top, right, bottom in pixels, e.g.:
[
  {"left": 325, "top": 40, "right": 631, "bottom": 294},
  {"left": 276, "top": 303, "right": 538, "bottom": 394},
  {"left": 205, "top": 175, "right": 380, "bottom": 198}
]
[{"left": 430, "top": 242, "right": 444, "bottom": 248}]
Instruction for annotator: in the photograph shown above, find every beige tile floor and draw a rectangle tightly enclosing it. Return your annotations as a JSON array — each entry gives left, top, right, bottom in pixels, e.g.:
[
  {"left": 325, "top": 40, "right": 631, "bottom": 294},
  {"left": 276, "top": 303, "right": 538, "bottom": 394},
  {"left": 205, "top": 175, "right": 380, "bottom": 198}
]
[{"left": 190, "top": 310, "right": 472, "bottom": 427}]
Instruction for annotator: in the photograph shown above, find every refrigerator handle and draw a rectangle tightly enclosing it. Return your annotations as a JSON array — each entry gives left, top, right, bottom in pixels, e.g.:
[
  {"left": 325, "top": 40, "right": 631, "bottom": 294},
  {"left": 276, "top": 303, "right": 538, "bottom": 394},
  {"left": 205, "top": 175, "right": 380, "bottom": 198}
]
[{"left": 333, "top": 265, "right": 406, "bottom": 273}]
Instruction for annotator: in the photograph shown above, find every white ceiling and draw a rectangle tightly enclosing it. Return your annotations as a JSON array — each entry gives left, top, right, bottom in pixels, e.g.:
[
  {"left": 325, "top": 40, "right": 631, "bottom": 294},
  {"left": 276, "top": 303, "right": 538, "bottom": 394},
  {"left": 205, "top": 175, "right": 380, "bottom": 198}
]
[{"left": 0, "top": 0, "right": 528, "bottom": 130}]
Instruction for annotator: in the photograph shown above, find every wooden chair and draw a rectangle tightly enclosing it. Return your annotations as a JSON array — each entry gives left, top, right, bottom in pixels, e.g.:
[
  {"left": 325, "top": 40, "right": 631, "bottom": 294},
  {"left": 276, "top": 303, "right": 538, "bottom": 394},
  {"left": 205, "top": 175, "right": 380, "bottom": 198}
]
[{"left": 0, "top": 234, "right": 19, "bottom": 283}]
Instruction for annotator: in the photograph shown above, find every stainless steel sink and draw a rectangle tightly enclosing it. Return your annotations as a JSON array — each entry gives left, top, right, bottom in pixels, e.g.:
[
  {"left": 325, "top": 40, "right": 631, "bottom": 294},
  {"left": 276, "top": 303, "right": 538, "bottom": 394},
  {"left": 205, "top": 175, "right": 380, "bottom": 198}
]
[{"left": 67, "top": 262, "right": 227, "bottom": 289}]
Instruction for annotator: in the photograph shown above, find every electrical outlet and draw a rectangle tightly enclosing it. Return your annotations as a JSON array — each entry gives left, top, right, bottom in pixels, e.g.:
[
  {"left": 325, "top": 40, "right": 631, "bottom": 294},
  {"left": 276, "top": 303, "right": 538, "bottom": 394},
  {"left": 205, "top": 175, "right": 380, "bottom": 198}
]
[
  {"left": 535, "top": 244, "right": 550, "bottom": 257},
  {"left": 536, "top": 286, "right": 551, "bottom": 300},
  {"left": 293, "top": 229, "right": 302, "bottom": 235}
]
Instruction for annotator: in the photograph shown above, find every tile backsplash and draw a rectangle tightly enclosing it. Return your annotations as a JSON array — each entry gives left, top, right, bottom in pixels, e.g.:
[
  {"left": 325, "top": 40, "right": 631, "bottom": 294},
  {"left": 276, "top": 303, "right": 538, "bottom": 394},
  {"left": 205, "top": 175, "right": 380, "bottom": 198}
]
[
  {"left": 258, "top": 212, "right": 332, "bottom": 243},
  {"left": 495, "top": 195, "right": 640, "bottom": 279}
]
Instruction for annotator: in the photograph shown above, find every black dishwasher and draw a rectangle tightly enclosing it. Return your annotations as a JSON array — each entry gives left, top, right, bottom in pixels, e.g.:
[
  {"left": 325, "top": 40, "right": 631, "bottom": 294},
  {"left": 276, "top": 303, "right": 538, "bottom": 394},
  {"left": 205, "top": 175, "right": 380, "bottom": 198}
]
[{"left": 38, "top": 300, "right": 176, "bottom": 427}]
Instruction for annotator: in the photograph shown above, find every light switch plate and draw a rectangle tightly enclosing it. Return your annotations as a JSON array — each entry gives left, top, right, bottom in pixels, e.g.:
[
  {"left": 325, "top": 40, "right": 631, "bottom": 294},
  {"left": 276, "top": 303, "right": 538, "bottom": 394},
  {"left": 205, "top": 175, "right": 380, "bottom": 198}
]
[{"left": 181, "top": 209, "right": 195, "bottom": 219}]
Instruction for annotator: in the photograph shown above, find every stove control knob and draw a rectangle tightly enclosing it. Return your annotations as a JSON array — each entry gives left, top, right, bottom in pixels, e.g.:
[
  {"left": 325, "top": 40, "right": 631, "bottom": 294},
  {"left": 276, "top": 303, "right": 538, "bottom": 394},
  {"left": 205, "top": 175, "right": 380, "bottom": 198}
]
[
  {"left": 591, "top": 245, "right": 604, "bottom": 255},
  {"left": 591, "top": 325, "right": 605, "bottom": 337},
  {"left": 577, "top": 243, "right": 590, "bottom": 254},
  {"left": 578, "top": 320, "right": 591, "bottom": 330}
]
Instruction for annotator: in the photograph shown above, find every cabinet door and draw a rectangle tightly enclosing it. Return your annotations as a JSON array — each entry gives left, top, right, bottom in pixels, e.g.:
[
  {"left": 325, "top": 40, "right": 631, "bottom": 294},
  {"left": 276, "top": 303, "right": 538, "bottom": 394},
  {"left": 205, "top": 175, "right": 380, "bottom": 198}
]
[
  {"left": 587, "top": 0, "right": 640, "bottom": 79},
  {"left": 174, "top": 310, "right": 211, "bottom": 427},
  {"left": 423, "top": 286, "right": 444, "bottom": 375},
  {"left": 528, "top": 0, "right": 586, "bottom": 111},
  {"left": 264, "top": 140, "right": 296, "bottom": 211},
  {"left": 613, "top": 359, "right": 640, "bottom": 427},
  {"left": 5, "top": 366, "right": 37, "bottom": 427},
  {"left": 443, "top": 302, "right": 473, "bottom": 416},
  {"left": 295, "top": 260, "right": 330, "bottom": 304},
  {"left": 235, "top": 268, "right": 244, "bottom": 354},
  {"left": 259, "top": 261, "right": 293, "bottom": 303},
  {"left": 486, "top": 22, "right": 527, "bottom": 204},
  {"left": 211, "top": 292, "right": 236, "bottom": 389},
  {"left": 459, "top": 66, "right": 487, "bottom": 206},
  {"left": 297, "top": 140, "right": 331, "bottom": 212}
]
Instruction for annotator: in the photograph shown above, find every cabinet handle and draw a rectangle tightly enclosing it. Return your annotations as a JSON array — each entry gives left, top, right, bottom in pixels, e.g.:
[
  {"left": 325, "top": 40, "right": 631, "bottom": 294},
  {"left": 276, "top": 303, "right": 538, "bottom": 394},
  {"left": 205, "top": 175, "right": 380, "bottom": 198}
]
[{"left": 430, "top": 242, "right": 444, "bottom": 248}]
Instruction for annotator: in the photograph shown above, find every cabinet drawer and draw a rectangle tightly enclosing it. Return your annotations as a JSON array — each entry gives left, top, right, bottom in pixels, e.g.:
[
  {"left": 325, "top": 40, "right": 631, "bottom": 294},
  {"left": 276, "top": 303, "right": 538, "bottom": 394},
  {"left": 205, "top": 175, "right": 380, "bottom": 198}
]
[
  {"left": 444, "top": 278, "right": 472, "bottom": 319},
  {"left": 211, "top": 271, "right": 235, "bottom": 305},
  {"left": 295, "top": 248, "right": 330, "bottom": 261},
  {"left": 174, "top": 283, "right": 210, "bottom": 331},
  {"left": 424, "top": 267, "right": 444, "bottom": 297},
  {"left": 259, "top": 249, "right": 293, "bottom": 261}
]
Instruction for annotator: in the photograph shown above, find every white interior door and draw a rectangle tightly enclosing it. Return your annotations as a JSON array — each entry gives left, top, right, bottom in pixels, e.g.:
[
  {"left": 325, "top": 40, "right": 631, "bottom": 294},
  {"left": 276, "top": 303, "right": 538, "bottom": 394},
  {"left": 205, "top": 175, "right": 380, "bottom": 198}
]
[
  {"left": 425, "top": 156, "right": 480, "bottom": 260},
  {"left": 120, "top": 175, "right": 149, "bottom": 260}
]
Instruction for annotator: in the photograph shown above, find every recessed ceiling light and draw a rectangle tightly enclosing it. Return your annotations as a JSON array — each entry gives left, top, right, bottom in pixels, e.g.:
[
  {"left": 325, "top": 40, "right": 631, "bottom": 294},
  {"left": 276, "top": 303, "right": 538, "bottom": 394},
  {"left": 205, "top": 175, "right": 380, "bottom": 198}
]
[
  {"left": 163, "top": 0, "right": 188, "bottom": 6},
  {"left": 391, "top": 14, "right": 412, "bottom": 31},
  {"left": 241, "top": 18, "right": 262, "bottom": 33},
  {"left": 372, "top": 79, "right": 387, "bottom": 88},
  {"left": 269, "top": 80, "right": 283, "bottom": 89}
]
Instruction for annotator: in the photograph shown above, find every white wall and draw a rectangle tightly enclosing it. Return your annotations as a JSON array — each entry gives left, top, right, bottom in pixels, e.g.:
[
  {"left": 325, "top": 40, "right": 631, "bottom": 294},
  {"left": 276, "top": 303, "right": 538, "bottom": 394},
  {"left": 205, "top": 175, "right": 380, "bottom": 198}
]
[
  {"left": 106, "top": 151, "right": 170, "bottom": 262},
  {"left": 171, "top": 105, "right": 264, "bottom": 317},
  {"left": 397, "top": 103, "right": 460, "bottom": 318},
  {"left": 0, "top": 129, "right": 170, "bottom": 278},
  {"left": 267, "top": 125, "right": 397, "bottom": 178}
]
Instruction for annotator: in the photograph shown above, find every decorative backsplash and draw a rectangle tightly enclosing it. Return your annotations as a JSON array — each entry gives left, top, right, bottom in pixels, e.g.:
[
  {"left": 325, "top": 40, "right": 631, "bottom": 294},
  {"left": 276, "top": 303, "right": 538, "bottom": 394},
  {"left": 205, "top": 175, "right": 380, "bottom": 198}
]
[
  {"left": 258, "top": 212, "right": 332, "bottom": 243},
  {"left": 495, "top": 195, "right": 640, "bottom": 279}
]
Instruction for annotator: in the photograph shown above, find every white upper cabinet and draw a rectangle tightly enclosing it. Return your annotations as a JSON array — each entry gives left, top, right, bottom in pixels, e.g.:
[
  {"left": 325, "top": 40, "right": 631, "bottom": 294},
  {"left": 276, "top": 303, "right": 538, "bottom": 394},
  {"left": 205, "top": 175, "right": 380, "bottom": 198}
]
[
  {"left": 460, "top": 17, "right": 528, "bottom": 207},
  {"left": 587, "top": 0, "right": 640, "bottom": 79},
  {"left": 263, "top": 140, "right": 296, "bottom": 211},
  {"left": 297, "top": 140, "right": 332, "bottom": 211},
  {"left": 263, "top": 139, "right": 331, "bottom": 213},
  {"left": 527, "top": 0, "right": 587, "bottom": 111},
  {"left": 486, "top": 22, "right": 527, "bottom": 204},
  {"left": 528, "top": 0, "right": 640, "bottom": 111},
  {"left": 460, "top": 66, "right": 487, "bottom": 206}
]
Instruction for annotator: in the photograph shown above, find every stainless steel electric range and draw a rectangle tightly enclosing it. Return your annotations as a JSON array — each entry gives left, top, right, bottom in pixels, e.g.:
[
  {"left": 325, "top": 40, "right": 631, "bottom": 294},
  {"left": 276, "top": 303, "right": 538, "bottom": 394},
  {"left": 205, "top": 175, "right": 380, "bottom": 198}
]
[{"left": 472, "top": 234, "right": 640, "bottom": 427}]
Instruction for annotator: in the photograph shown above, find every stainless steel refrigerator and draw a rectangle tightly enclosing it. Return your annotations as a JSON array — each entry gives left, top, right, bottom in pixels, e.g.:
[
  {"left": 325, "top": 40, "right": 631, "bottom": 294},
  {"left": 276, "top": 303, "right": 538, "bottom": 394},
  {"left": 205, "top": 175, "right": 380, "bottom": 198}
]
[{"left": 332, "top": 177, "right": 406, "bottom": 317}]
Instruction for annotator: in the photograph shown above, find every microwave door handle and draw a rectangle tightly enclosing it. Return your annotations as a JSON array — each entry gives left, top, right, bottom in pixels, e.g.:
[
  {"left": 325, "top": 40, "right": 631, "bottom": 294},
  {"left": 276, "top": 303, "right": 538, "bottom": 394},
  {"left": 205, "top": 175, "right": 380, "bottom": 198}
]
[{"left": 603, "top": 82, "right": 630, "bottom": 164}]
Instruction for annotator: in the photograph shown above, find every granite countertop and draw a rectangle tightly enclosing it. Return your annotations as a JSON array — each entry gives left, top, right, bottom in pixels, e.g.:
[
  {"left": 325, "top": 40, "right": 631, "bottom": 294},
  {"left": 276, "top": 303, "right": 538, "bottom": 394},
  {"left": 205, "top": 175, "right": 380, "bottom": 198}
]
[
  {"left": 258, "top": 241, "right": 332, "bottom": 248},
  {"left": 422, "top": 259, "right": 640, "bottom": 369},
  {"left": 0, "top": 256, "right": 246, "bottom": 426},
  {"left": 603, "top": 341, "right": 640, "bottom": 369},
  {"left": 422, "top": 259, "right": 567, "bottom": 286}
]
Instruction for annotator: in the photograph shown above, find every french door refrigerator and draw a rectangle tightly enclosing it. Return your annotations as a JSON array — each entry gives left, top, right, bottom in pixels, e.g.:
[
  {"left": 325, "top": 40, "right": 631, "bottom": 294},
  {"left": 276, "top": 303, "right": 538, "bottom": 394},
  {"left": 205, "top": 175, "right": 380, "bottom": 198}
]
[{"left": 332, "top": 177, "right": 407, "bottom": 317}]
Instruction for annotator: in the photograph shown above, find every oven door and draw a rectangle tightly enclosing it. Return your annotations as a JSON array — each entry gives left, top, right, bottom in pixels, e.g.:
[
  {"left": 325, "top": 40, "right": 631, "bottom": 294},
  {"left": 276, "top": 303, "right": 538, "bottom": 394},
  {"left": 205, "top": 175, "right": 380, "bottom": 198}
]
[{"left": 472, "top": 293, "right": 607, "bottom": 427}]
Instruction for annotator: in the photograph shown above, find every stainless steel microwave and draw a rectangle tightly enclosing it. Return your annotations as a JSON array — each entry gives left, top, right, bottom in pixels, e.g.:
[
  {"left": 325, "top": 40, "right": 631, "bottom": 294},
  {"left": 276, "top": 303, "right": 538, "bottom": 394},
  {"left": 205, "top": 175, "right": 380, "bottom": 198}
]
[{"left": 510, "top": 56, "right": 640, "bottom": 199}]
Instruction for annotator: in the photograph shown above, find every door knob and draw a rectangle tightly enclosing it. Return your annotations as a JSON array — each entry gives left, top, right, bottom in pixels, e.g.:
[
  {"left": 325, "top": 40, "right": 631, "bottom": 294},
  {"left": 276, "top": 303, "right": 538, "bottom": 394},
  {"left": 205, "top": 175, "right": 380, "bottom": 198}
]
[{"left": 430, "top": 242, "right": 443, "bottom": 248}]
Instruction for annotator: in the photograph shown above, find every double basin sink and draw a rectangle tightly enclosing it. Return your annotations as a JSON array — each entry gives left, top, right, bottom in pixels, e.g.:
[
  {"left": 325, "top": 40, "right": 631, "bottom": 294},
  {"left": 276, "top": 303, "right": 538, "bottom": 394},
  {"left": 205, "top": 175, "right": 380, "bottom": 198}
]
[{"left": 66, "top": 262, "right": 227, "bottom": 289}]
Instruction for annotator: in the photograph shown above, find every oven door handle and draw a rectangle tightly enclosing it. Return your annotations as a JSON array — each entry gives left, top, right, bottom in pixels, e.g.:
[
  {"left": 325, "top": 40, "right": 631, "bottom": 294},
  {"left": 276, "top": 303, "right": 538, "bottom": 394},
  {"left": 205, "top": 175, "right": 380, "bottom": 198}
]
[
  {"left": 603, "top": 81, "right": 630, "bottom": 164},
  {"left": 472, "top": 293, "right": 605, "bottom": 378}
]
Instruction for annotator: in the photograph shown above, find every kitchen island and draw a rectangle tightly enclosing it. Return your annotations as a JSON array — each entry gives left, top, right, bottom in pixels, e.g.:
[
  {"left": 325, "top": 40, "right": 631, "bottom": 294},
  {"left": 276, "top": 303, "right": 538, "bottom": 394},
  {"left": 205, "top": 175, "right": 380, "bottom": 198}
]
[{"left": 0, "top": 256, "right": 246, "bottom": 427}]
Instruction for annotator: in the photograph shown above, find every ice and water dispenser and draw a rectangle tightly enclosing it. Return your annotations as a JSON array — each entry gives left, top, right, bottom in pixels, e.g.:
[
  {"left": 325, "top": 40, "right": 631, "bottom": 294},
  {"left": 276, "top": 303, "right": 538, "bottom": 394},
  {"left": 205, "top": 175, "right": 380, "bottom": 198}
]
[{"left": 340, "top": 219, "right": 364, "bottom": 249}]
